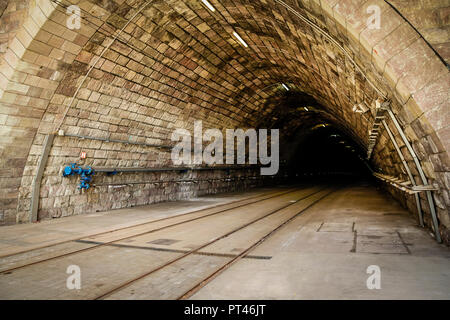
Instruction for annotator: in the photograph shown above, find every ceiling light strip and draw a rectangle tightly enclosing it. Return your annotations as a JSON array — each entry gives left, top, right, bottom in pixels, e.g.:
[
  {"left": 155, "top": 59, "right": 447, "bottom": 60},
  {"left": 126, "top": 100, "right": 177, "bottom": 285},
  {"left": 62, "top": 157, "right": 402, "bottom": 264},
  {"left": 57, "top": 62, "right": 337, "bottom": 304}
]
[
  {"left": 201, "top": 0, "right": 216, "bottom": 12},
  {"left": 233, "top": 31, "right": 248, "bottom": 47}
]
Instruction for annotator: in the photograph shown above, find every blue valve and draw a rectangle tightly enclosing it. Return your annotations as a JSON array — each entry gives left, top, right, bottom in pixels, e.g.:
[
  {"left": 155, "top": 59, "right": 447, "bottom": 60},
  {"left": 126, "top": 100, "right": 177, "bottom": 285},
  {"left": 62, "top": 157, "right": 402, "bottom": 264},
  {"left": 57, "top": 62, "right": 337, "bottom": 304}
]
[
  {"left": 62, "top": 163, "right": 83, "bottom": 176},
  {"left": 62, "top": 163, "right": 95, "bottom": 189},
  {"left": 84, "top": 166, "right": 93, "bottom": 175},
  {"left": 63, "top": 166, "right": 73, "bottom": 176},
  {"left": 79, "top": 173, "right": 92, "bottom": 189}
]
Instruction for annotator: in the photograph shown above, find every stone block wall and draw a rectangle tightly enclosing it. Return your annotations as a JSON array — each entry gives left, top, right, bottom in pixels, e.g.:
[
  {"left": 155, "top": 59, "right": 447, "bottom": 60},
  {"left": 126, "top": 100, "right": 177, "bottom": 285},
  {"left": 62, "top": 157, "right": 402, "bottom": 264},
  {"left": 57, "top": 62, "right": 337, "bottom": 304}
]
[
  {"left": 14, "top": 133, "right": 273, "bottom": 223},
  {"left": 0, "top": 0, "right": 448, "bottom": 244}
]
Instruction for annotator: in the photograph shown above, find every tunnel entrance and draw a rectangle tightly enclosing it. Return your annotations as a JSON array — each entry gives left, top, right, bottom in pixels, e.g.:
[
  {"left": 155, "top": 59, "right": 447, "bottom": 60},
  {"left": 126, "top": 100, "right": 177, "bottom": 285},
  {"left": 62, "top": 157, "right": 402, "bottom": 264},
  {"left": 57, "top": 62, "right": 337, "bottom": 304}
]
[
  {"left": 253, "top": 90, "right": 372, "bottom": 181},
  {"left": 285, "top": 126, "right": 372, "bottom": 180}
]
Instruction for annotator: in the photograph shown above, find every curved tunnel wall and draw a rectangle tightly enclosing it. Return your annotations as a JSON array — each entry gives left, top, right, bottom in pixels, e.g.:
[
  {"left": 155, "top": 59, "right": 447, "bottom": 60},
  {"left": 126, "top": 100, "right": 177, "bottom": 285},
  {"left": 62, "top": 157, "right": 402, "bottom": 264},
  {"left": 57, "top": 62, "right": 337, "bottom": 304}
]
[{"left": 0, "top": 0, "right": 448, "bottom": 242}]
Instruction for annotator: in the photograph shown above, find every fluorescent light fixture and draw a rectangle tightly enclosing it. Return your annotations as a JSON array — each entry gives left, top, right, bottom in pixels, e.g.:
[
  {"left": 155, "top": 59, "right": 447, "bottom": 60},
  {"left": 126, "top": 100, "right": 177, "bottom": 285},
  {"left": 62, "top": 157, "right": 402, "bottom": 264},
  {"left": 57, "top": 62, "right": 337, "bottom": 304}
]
[
  {"left": 201, "top": 0, "right": 216, "bottom": 12},
  {"left": 304, "top": 107, "right": 309, "bottom": 111},
  {"left": 281, "top": 83, "right": 289, "bottom": 91},
  {"left": 233, "top": 31, "right": 248, "bottom": 47},
  {"left": 312, "top": 123, "right": 329, "bottom": 130}
]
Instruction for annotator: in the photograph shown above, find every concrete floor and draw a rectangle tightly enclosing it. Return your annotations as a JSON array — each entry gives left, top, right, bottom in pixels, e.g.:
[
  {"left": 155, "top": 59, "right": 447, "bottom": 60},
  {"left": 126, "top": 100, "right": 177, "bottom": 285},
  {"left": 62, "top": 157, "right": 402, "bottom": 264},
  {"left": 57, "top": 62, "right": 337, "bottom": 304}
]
[
  {"left": 0, "top": 188, "right": 272, "bottom": 257},
  {"left": 0, "top": 183, "right": 449, "bottom": 299},
  {"left": 190, "top": 185, "right": 450, "bottom": 299}
]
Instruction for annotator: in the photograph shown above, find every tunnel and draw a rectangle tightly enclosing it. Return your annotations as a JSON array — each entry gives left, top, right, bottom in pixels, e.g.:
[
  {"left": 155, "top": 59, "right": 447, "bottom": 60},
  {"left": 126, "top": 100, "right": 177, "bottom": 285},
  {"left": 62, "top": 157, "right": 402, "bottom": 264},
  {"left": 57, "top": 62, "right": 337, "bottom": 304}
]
[{"left": 0, "top": 0, "right": 449, "bottom": 300}]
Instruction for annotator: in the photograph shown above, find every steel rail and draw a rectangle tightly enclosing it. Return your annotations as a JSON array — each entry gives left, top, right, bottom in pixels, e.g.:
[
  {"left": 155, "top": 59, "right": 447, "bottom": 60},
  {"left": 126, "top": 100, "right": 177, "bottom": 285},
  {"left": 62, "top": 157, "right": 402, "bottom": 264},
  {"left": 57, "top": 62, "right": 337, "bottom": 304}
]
[
  {"left": 178, "top": 188, "right": 335, "bottom": 300},
  {"left": 0, "top": 188, "right": 294, "bottom": 261},
  {"left": 0, "top": 188, "right": 301, "bottom": 273},
  {"left": 1, "top": 188, "right": 288, "bottom": 260},
  {"left": 94, "top": 187, "right": 327, "bottom": 299}
]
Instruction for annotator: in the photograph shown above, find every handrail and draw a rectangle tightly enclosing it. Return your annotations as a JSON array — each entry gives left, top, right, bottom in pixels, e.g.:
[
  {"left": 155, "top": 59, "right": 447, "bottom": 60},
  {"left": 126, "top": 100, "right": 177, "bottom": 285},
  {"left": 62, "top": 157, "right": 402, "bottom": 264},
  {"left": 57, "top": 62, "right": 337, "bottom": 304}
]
[{"left": 373, "top": 172, "right": 438, "bottom": 194}]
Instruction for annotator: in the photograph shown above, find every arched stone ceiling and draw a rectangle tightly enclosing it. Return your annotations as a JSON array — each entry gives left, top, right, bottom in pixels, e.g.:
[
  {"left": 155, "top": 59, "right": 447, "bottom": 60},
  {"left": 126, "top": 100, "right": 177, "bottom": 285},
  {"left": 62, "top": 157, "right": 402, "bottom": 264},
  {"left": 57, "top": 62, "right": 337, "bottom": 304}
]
[
  {"left": 0, "top": 0, "right": 448, "bottom": 242},
  {"left": 387, "top": 0, "right": 449, "bottom": 65}
]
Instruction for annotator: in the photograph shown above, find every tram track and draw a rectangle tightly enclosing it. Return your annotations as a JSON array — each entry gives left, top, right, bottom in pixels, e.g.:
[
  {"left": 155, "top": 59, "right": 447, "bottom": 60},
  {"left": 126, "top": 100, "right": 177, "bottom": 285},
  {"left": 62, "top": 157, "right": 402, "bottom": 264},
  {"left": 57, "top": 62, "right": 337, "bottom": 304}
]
[
  {"left": 94, "top": 187, "right": 333, "bottom": 300},
  {"left": 0, "top": 187, "right": 303, "bottom": 273},
  {"left": 0, "top": 188, "right": 295, "bottom": 261}
]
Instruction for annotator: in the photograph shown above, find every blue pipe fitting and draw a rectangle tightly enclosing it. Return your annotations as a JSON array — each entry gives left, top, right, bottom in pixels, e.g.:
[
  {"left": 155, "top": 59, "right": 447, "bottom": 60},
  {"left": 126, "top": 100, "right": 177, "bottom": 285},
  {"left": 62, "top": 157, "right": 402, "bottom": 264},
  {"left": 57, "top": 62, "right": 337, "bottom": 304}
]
[
  {"left": 79, "top": 173, "right": 92, "bottom": 189},
  {"left": 63, "top": 163, "right": 81, "bottom": 176},
  {"left": 62, "top": 163, "right": 95, "bottom": 189}
]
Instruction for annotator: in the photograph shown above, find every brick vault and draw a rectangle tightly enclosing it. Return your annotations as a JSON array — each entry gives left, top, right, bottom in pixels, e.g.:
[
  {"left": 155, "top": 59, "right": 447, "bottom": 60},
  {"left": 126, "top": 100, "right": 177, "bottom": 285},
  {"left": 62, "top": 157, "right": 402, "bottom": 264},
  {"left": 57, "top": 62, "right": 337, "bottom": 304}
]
[{"left": 0, "top": 0, "right": 448, "bottom": 243}]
